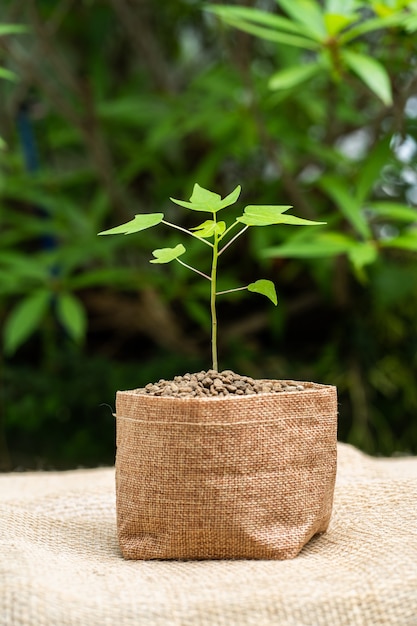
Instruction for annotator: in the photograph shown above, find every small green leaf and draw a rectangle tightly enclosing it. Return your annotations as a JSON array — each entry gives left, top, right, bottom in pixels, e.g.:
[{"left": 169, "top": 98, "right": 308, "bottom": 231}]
[
  {"left": 170, "top": 183, "right": 240, "bottom": 213},
  {"left": 4, "top": 290, "right": 50, "bottom": 355},
  {"left": 191, "top": 220, "right": 226, "bottom": 238},
  {"left": 342, "top": 50, "right": 392, "bottom": 105},
  {"left": 56, "top": 293, "right": 87, "bottom": 342},
  {"left": 269, "top": 63, "right": 322, "bottom": 91},
  {"left": 171, "top": 183, "right": 240, "bottom": 213},
  {"left": 237, "top": 205, "right": 325, "bottom": 226},
  {"left": 98, "top": 213, "right": 164, "bottom": 235},
  {"left": 248, "top": 279, "right": 278, "bottom": 305},
  {"left": 0, "top": 136, "right": 6, "bottom": 150},
  {"left": 150, "top": 244, "right": 186, "bottom": 264}
]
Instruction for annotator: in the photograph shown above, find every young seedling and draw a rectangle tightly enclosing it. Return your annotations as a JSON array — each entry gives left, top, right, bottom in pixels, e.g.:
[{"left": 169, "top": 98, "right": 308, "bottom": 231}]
[{"left": 99, "top": 184, "right": 324, "bottom": 370}]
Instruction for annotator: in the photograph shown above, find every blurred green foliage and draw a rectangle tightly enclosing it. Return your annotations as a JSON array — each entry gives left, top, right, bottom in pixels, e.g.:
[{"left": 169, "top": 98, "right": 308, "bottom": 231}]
[{"left": 0, "top": 0, "right": 417, "bottom": 469}]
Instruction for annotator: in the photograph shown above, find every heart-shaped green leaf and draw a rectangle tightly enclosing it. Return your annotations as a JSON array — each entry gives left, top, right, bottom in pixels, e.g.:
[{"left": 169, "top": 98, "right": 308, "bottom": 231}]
[
  {"left": 98, "top": 213, "right": 164, "bottom": 235},
  {"left": 170, "top": 184, "right": 241, "bottom": 213},
  {"left": 247, "top": 279, "right": 277, "bottom": 305},
  {"left": 150, "top": 244, "right": 186, "bottom": 264},
  {"left": 56, "top": 293, "right": 87, "bottom": 342},
  {"left": 4, "top": 290, "right": 50, "bottom": 355}
]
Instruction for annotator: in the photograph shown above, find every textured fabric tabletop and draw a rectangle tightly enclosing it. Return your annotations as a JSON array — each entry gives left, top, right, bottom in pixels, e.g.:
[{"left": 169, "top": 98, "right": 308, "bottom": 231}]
[{"left": 1, "top": 442, "right": 417, "bottom": 626}]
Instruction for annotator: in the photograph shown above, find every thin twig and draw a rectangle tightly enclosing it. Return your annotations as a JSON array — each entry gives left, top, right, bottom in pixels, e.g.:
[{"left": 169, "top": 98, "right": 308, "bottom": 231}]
[
  {"left": 176, "top": 258, "right": 211, "bottom": 280},
  {"left": 162, "top": 220, "right": 213, "bottom": 246},
  {"left": 218, "top": 225, "right": 248, "bottom": 256},
  {"left": 216, "top": 285, "right": 247, "bottom": 295}
]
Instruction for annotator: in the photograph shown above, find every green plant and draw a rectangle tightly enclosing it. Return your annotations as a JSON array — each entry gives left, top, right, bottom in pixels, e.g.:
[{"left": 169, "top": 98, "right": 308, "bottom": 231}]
[
  {"left": 99, "top": 183, "right": 323, "bottom": 370},
  {"left": 207, "top": 0, "right": 417, "bottom": 279},
  {"left": 207, "top": 0, "right": 417, "bottom": 105}
]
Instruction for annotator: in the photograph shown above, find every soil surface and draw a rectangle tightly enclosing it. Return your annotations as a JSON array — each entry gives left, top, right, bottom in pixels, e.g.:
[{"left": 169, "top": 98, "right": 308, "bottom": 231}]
[{"left": 135, "top": 370, "right": 305, "bottom": 398}]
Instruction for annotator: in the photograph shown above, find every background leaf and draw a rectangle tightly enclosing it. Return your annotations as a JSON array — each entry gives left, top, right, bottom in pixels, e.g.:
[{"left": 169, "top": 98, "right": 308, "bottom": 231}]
[
  {"left": 319, "top": 175, "right": 371, "bottom": 238},
  {"left": 367, "top": 203, "right": 417, "bottom": 222},
  {"left": 269, "top": 63, "right": 322, "bottom": 90},
  {"left": 3, "top": 290, "right": 50, "bottom": 355},
  {"left": 56, "top": 293, "right": 87, "bottom": 342},
  {"left": 206, "top": 11, "right": 319, "bottom": 48},
  {"left": 342, "top": 50, "right": 393, "bottom": 105},
  {"left": 274, "top": 0, "right": 327, "bottom": 39},
  {"left": 262, "top": 232, "right": 358, "bottom": 258}
]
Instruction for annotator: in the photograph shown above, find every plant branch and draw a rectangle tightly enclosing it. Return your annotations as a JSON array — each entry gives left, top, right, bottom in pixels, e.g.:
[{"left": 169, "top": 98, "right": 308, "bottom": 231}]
[
  {"left": 218, "top": 225, "right": 249, "bottom": 256},
  {"left": 175, "top": 259, "right": 211, "bottom": 281},
  {"left": 216, "top": 286, "right": 248, "bottom": 296},
  {"left": 162, "top": 220, "right": 213, "bottom": 246}
]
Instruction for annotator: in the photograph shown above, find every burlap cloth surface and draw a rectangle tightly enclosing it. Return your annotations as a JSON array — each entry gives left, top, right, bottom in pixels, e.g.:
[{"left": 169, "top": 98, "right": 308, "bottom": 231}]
[{"left": 1, "top": 442, "right": 417, "bottom": 626}]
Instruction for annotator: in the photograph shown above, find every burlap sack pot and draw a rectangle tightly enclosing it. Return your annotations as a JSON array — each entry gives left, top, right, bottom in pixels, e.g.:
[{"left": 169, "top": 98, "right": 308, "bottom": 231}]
[{"left": 115, "top": 380, "right": 337, "bottom": 560}]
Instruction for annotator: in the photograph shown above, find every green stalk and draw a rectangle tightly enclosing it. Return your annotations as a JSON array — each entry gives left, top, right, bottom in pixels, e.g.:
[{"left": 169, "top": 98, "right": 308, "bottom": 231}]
[{"left": 210, "top": 213, "right": 219, "bottom": 371}]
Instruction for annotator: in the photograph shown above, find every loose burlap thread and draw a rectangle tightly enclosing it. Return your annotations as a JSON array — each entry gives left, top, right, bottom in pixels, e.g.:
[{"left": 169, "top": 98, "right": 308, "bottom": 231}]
[{"left": 115, "top": 381, "right": 337, "bottom": 560}]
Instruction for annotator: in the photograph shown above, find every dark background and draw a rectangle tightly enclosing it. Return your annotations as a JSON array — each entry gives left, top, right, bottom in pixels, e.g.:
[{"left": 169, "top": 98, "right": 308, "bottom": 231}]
[{"left": 1, "top": 0, "right": 417, "bottom": 470}]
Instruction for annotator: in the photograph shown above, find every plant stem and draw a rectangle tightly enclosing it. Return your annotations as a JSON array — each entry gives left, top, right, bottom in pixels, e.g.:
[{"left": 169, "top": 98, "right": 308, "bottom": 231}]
[
  {"left": 211, "top": 214, "right": 219, "bottom": 371},
  {"left": 176, "top": 258, "right": 211, "bottom": 281}
]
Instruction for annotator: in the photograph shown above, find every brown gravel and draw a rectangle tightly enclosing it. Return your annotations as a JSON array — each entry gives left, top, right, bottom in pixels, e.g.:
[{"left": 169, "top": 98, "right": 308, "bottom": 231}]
[{"left": 134, "top": 370, "right": 306, "bottom": 398}]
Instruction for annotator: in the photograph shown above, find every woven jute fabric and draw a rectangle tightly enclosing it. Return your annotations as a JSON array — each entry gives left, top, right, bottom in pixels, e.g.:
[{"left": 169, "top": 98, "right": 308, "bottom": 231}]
[
  {"left": 115, "top": 382, "right": 338, "bottom": 559},
  {"left": 2, "top": 443, "right": 417, "bottom": 626}
]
